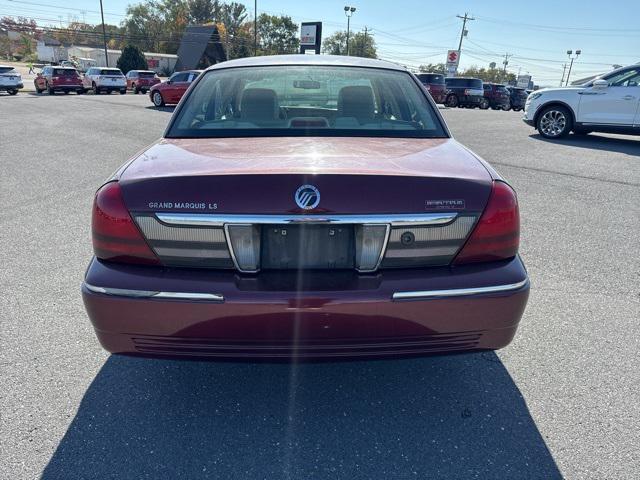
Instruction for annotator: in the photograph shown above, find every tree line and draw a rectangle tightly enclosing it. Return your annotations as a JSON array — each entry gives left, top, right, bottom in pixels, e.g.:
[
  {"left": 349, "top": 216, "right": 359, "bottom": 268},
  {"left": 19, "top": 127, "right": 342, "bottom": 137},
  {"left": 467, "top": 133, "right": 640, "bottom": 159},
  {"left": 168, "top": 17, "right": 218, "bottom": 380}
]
[
  {"left": 419, "top": 62, "right": 517, "bottom": 83},
  {"left": 1, "top": 0, "right": 378, "bottom": 62}
]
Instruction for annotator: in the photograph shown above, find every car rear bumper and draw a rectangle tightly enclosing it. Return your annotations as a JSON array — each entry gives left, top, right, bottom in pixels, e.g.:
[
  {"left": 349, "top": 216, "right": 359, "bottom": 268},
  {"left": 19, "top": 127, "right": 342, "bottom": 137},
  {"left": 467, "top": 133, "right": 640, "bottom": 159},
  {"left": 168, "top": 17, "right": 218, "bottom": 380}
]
[
  {"left": 82, "top": 256, "right": 530, "bottom": 360},
  {"left": 52, "top": 85, "right": 83, "bottom": 91},
  {"left": 0, "top": 83, "right": 22, "bottom": 90}
]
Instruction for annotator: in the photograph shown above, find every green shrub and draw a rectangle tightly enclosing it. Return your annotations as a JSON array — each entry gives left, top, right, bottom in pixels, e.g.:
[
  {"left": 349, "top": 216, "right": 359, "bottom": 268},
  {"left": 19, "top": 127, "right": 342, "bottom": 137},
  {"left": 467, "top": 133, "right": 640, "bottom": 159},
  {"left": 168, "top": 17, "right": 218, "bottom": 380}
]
[{"left": 117, "top": 45, "right": 148, "bottom": 74}]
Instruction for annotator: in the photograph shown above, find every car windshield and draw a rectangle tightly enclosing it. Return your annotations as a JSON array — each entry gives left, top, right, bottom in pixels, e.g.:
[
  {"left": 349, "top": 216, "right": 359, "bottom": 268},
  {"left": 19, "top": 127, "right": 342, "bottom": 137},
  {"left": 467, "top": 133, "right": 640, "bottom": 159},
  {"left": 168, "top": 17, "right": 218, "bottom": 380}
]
[
  {"left": 0, "top": 67, "right": 16, "bottom": 74},
  {"left": 416, "top": 73, "right": 444, "bottom": 84},
  {"left": 168, "top": 65, "right": 446, "bottom": 139},
  {"left": 53, "top": 68, "right": 78, "bottom": 76}
]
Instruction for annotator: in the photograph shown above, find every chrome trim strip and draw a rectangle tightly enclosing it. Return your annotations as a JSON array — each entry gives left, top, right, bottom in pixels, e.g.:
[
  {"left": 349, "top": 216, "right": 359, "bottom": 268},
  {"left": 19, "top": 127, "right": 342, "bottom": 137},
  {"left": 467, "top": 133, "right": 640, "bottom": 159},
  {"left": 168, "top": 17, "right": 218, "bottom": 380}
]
[
  {"left": 156, "top": 213, "right": 458, "bottom": 227},
  {"left": 83, "top": 283, "right": 225, "bottom": 302},
  {"left": 392, "top": 278, "right": 529, "bottom": 301}
]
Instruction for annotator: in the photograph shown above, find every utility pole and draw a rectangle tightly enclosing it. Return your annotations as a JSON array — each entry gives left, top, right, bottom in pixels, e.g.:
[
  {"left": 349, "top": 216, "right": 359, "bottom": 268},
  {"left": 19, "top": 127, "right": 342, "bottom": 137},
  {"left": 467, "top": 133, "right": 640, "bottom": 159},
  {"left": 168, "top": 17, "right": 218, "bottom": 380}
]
[
  {"left": 560, "top": 63, "right": 567, "bottom": 86},
  {"left": 99, "top": 0, "right": 108, "bottom": 67},
  {"left": 502, "top": 53, "right": 512, "bottom": 82},
  {"left": 254, "top": 0, "right": 257, "bottom": 55},
  {"left": 455, "top": 13, "right": 474, "bottom": 75},
  {"left": 362, "top": 26, "right": 368, "bottom": 57}
]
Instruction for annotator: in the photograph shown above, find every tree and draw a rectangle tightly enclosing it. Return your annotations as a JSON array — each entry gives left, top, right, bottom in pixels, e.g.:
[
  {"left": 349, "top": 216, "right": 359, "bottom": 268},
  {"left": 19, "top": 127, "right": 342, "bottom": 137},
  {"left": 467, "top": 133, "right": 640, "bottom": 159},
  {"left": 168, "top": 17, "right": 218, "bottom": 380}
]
[
  {"left": 256, "top": 14, "right": 298, "bottom": 55},
  {"left": 460, "top": 65, "right": 516, "bottom": 84},
  {"left": 117, "top": 44, "right": 148, "bottom": 73},
  {"left": 188, "top": 0, "right": 221, "bottom": 24},
  {"left": 218, "top": 2, "right": 249, "bottom": 59},
  {"left": 419, "top": 63, "right": 446, "bottom": 74},
  {"left": 322, "top": 30, "right": 376, "bottom": 58}
]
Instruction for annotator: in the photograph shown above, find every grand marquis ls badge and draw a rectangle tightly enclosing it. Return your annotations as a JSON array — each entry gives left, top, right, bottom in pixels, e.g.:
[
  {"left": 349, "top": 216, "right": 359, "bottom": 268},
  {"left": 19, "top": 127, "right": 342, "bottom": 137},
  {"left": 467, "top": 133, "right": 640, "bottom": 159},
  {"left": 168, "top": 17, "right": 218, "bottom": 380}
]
[{"left": 295, "top": 184, "right": 320, "bottom": 210}]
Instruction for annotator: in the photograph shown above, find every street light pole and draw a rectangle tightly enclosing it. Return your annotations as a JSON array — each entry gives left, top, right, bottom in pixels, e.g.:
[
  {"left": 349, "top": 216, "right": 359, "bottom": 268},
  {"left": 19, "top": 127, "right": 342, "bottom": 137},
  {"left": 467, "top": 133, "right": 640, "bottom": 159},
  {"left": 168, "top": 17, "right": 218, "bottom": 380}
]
[
  {"left": 565, "top": 49, "right": 581, "bottom": 86},
  {"left": 254, "top": 0, "right": 257, "bottom": 55},
  {"left": 99, "top": 0, "right": 108, "bottom": 67},
  {"left": 344, "top": 6, "right": 356, "bottom": 56}
]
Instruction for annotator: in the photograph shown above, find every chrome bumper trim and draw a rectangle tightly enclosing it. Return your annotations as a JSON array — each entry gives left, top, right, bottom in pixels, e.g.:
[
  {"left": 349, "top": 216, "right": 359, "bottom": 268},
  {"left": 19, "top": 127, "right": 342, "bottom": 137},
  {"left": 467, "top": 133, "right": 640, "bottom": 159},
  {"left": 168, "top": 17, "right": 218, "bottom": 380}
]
[
  {"left": 83, "top": 283, "right": 224, "bottom": 302},
  {"left": 392, "top": 278, "right": 529, "bottom": 301},
  {"left": 155, "top": 212, "right": 458, "bottom": 227}
]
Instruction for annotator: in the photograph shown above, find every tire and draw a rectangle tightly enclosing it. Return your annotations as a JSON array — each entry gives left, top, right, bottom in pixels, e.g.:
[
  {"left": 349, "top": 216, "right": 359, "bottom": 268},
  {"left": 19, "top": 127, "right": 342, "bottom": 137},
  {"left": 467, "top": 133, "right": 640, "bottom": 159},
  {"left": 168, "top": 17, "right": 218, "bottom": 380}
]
[
  {"left": 536, "top": 105, "right": 573, "bottom": 139},
  {"left": 9, "top": 89, "right": 18, "bottom": 95},
  {"left": 445, "top": 95, "right": 458, "bottom": 108},
  {"left": 152, "top": 91, "right": 165, "bottom": 107},
  {"left": 141, "top": 89, "right": 147, "bottom": 94},
  {"left": 77, "top": 89, "right": 84, "bottom": 95},
  {"left": 93, "top": 83, "right": 100, "bottom": 95},
  {"left": 502, "top": 104, "right": 511, "bottom": 111},
  {"left": 479, "top": 98, "right": 489, "bottom": 110},
  {"left": 120, "top": 89, "right": 126, "bottom": 95}
]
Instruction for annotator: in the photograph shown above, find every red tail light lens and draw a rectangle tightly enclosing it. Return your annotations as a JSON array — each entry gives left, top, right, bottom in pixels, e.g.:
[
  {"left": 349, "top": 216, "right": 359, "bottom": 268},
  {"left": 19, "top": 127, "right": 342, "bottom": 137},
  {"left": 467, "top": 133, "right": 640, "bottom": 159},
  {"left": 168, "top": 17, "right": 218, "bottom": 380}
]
[
  {"left": 92, "top": 182, "right": 160, "bottom": 265},
  {"left": 454, "top": 181, "right": 520, "bottom": 265}
]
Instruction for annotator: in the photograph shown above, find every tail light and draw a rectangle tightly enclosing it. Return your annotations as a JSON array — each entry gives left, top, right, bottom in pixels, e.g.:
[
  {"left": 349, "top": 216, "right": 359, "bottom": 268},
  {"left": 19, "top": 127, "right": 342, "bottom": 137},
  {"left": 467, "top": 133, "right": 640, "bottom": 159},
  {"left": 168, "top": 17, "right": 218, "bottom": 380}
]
[
  {"left": 464, "top": 89, "right": 471, "bottom": 96},
  {"left": 92, "top": 182, "right": 160, "bottom": 265},
  {"left": 453, "top": 181, "right": 519, "bottom": 265},
  {"left": 52, "top": 76, "right": 59, "bottom": 81}
]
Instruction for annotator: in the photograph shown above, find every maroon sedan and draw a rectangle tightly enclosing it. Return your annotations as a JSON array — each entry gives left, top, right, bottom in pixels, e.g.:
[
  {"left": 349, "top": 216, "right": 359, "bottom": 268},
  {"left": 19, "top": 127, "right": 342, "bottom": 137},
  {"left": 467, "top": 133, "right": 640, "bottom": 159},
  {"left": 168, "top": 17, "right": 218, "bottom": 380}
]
[
  {"left": 148, "top": 69, "right": 202, "bottom": 106},
  {"left": 83, "top": 55, "right": 529, "bottom": 360},
  {"left": 126, "top": 70, "right": 160, "bottom": 94}
]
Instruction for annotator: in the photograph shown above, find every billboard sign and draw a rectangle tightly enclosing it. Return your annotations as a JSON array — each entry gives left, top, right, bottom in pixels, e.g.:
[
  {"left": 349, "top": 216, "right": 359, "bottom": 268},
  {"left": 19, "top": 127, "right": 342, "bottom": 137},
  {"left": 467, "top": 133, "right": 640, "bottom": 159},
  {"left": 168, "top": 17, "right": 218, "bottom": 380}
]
[
  {"left": 300, "top": 22, "right": 322, "bottom": 54},
  {"left": 517, "top": 75, "right": 532, "bottom": 89}
]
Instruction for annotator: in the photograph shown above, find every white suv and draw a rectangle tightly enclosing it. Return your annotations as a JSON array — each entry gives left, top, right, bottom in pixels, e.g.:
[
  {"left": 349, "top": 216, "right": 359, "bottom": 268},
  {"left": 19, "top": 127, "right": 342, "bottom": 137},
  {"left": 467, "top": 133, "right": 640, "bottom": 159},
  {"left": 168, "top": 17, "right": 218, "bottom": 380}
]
[
  {"left": 523, "top": 64, "right": 640, "bottom": 139},
  {"left": 83, "top": 67, "right": 127, "bottom": 95},
  {"left": 0, "top": 65, "right": 23, "bottom": 95}
]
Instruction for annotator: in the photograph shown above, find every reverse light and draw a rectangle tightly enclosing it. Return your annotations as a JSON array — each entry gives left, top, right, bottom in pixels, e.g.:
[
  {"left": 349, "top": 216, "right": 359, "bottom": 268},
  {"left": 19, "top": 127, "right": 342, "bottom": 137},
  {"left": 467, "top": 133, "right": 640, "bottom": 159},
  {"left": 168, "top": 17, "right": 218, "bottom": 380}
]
[
  {"left": 453, "top": 181, "right": 520, "bottom": 265},
  {"left": 226, "top": 224, "right": 261, "bottom": 272},
  {"left": 92, "top": 182, "right": 160, "bottom": 265},
  {"left": 355, "top": 225, "right": 388, "bottom": 271}
]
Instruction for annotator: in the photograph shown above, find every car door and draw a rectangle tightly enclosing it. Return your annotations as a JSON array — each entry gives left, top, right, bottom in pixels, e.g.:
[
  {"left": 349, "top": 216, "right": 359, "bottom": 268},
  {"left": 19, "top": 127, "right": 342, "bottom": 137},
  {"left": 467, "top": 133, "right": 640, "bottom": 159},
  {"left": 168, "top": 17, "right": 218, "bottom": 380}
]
[
  {"left": 166, "top": 72, "right": 189, "bottom": 103},
  {"left": 577, "top": 67, "right": 640, "bottom": 125}
]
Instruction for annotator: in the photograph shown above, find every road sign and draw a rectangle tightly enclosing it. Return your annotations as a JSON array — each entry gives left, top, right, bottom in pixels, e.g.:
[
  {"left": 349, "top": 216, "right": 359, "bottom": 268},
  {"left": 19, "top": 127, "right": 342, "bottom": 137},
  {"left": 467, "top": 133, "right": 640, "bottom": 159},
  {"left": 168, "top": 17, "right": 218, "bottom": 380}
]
[
  {"left": 517, "top": 75, "right": 532, "bottom": 89},
  {"left": 446, "top": 50, "right": 460, "bottom": 68},
  {"left": 300, "top": 22, "right": 322, "bottom": 54}
]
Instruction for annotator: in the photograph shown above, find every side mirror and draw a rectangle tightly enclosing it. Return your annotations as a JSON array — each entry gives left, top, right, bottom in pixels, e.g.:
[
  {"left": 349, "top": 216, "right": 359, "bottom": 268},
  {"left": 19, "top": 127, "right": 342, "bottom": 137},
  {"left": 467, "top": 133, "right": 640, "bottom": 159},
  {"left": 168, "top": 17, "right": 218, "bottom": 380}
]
[
  {"left": 593, "top": 79, "right": 609, "bottom": 89},
  {"left": 166, "top": 79, "right": 172, "bottom": 84}
]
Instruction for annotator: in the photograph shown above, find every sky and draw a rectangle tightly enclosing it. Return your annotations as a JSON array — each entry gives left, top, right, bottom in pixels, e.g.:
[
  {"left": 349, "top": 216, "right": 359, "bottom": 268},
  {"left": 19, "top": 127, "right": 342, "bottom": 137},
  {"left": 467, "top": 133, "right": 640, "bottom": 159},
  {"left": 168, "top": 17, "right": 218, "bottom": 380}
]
[{"left": 2, "top": 0, "right": 639, "bottom": 86}]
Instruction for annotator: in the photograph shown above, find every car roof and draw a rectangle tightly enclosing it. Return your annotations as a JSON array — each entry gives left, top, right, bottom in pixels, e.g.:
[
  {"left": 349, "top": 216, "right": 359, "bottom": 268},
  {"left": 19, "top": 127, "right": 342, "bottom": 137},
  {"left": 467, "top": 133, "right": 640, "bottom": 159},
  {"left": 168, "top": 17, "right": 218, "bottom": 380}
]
[
  {"left": 0, "top": 65, "right": 16, "bottom": 68},
  {"left": 205, "top": 54, "right": 407, "bottom": 72},
  {"left": 445, "top": 76, "right": 481, "bottom": 80}
]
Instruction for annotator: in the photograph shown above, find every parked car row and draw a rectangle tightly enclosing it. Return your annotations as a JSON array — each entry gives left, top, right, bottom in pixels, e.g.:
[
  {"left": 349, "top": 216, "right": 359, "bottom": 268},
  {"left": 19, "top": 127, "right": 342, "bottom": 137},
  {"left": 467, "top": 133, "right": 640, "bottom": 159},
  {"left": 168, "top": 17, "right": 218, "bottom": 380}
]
[
  {"left": 23, "top": 65, "right": 202, "bottom": 107},
  {"left": 416, "top": 73, "right": 529, "bottom": 112}
]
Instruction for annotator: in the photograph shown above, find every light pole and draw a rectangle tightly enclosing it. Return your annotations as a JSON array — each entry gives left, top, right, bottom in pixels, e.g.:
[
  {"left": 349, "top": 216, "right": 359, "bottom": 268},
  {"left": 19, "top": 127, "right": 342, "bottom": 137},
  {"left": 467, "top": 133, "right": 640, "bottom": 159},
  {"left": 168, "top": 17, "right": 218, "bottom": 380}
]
[
  {"left": 344, "top": 6, "right": 356, "bottom": 56},
  {"left": 99, "top": 0, "right": 108, "bottom": 67},
  {"left": 254, "top": 0, "right": 257, "bottom": 55},
  {"left": 565, "top": 49, "right": 581, "bottom": 86}
]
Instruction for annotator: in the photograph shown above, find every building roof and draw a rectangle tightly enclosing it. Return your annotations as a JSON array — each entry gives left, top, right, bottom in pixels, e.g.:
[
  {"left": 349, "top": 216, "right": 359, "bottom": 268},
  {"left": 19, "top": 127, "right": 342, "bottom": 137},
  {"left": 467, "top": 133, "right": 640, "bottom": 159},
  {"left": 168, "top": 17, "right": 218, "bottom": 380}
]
[{"left": 207, "top": 54, "right": 406, "bottom": 72}]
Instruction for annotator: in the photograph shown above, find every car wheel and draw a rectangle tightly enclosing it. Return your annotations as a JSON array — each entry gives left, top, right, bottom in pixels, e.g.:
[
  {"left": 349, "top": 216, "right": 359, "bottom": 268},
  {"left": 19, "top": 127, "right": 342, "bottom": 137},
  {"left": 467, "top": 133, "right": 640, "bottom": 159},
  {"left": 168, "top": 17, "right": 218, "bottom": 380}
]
[
  {"left": 120, "top": 89, "right": 126, "bottom": 95},
  {"left": 141, "top": 89, "right": 147, "bottom": 94},
  {"left": 446, "top": 95, "right": 458, "bottom": 108},
  {"left": 9, "top": 89, "right": 18, "bottom": 95},
  {"left": 93, "top": 83, "right": 100, "bottom": 95},
  {"left": 77, "top": 89, "right": 84, "bottom": 94},
  {"left": 537, "top": 105, "right": 573, "bottom": 139},
  {"left": 152, "top": 91, "right": 165, "bottom": 107},
  {"left": 502, "top": 104, "right": 511, "bottom": 111},
  {"left": 479, "top": 99, "right": 489, "bottom": 110}
]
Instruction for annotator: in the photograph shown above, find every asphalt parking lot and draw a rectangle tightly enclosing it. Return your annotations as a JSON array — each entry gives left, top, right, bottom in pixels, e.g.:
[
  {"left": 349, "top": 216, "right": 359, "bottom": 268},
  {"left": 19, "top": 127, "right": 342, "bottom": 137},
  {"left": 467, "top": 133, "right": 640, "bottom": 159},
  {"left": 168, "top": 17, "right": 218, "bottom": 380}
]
[{"left": 1, "top": 92, "right": 639, "bottom": 479}]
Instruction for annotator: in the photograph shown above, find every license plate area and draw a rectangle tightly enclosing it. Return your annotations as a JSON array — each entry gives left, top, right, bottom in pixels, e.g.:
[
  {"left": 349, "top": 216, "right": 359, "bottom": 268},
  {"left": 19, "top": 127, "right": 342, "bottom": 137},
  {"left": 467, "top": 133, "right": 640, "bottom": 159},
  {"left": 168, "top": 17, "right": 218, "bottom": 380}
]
[{"left": 261, "top": 225, "right": 355, "bottom": 270}]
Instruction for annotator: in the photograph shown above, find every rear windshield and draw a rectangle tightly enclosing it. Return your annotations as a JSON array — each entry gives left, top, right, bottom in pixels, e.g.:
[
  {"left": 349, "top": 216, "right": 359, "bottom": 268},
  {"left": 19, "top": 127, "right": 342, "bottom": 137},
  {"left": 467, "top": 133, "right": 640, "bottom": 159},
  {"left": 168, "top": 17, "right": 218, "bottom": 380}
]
[
  {"left": 100, "top": 69, "right": 122, "bottom": 75},
  {"left": 0, "top": 67, "right": 16, "bottom": 74},
  {"left": 416, "top": 73, "right": 445, "bottom": 84},
  {"left": 168, "top": 65, "right": 447, "bottom": 139},
  {"left": 445, "top": 78, "right": 483, "bottom": 89},
  {"left": 139, "top": 71, "right": 156, "bottom": 77},
  {"left": 53, "top": 68, "right": 78, "bottom": 76}
]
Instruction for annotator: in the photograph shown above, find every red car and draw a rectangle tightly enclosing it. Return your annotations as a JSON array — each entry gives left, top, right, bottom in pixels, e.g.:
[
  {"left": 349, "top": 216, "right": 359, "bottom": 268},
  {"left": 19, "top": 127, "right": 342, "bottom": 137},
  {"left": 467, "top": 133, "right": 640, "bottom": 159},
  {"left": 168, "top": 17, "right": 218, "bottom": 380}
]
[
  {"left": 149, "top": 70, "right": 202, "bottom": 106},
  {"left": 126, "top": 70, "right": 160, "bottom": 94},
  {"left": 83, "top": 55, "right": 528, "bottom": 360},
  {"left": 34, "top": 66, "right": 84, "bottom": 95},
  {"left": 415, "top": 72, "right": 447, "bottom": 103}
]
